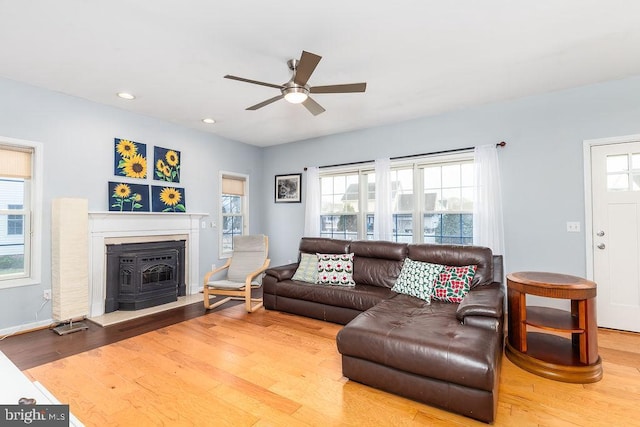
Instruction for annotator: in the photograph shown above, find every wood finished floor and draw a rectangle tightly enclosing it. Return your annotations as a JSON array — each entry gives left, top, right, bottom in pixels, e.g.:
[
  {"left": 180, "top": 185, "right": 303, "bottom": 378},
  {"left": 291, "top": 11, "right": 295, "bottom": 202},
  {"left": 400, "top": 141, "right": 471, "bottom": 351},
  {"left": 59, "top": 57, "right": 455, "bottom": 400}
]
[{"left": 3, "top": 304, "right": 640, "bottom": 426}]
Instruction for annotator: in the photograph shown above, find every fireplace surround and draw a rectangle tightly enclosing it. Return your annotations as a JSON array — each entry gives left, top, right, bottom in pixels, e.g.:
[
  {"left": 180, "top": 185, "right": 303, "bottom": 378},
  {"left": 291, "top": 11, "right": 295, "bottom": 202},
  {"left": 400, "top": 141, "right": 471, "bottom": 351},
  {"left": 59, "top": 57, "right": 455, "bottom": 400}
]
[{"left": 88, "top": 212, "right": 207, "bottom": 317}]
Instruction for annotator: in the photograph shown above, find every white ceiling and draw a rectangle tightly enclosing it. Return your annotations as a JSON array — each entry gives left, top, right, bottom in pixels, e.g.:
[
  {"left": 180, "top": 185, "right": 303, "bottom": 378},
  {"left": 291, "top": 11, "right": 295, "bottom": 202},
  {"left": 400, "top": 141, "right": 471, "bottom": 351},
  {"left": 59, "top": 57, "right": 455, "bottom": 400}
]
[{"left": 1, "top": 1, "right": 640, "bottom": 147}]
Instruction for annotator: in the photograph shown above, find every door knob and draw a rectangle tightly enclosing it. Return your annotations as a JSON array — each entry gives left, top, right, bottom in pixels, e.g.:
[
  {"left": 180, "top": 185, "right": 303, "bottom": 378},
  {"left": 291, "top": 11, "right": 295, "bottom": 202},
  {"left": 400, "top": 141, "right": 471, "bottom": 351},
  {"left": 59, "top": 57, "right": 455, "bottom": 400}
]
[
  {"left": 596, "top": 231, "right": 605, "bottom": 237},
  {"left": 597, "top": 243, "right": 605, "bottom": 250}
]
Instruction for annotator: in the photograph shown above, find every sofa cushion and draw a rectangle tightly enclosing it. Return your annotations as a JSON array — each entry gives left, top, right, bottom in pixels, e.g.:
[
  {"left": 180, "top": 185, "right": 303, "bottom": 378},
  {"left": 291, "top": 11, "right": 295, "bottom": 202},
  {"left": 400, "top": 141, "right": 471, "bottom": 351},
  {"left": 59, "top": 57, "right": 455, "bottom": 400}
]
[
  {"left": 351, "top": 240, "right": 407, "bottom": 288},
  {"left": 299, "top": 237, "right": 350, "bottom": 257},
  {"left": 432, "top": 264, "right": 477, "bottom": 303},
  {"left": 317, "top": 253, "right": 355, "bottom": 286},
  {"left": 407, "top": 244, "right": 493, "bottom": 288},
  {"left": 336, "top": 294, "right": 501, "bottom": 391},
  {"left": 391, "top": 259, "right": 443, "bottom": 302},
  {"left": 272, "top": 280, "right": 395, "bottom": 312},
  {"left": 291, "top": 253, "right": 318, "bottom": 283}
]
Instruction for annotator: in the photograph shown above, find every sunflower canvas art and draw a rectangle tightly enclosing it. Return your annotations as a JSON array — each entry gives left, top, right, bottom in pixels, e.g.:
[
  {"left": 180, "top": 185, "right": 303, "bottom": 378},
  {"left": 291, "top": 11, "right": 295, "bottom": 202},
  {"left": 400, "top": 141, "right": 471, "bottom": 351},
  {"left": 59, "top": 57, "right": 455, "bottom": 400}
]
[
  {"left": 152, "top": 186, "right": 186, "bottom": 213},
  {"left": 154, "top": 146, "right": 181, "bottom": 183},
  {"left": 114, "top": 138, "right": 147, "bottom": 179},
  {"left": 108, "top": 182, "right": 150, "bottom": 212}
]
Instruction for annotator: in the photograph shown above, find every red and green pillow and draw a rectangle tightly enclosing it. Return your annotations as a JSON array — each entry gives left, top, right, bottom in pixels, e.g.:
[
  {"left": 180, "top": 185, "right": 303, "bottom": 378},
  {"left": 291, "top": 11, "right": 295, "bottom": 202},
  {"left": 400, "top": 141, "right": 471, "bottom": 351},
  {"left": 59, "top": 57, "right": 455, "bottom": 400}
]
[{"left": 432, "top": 264, "right": 477, "bottom": 303}]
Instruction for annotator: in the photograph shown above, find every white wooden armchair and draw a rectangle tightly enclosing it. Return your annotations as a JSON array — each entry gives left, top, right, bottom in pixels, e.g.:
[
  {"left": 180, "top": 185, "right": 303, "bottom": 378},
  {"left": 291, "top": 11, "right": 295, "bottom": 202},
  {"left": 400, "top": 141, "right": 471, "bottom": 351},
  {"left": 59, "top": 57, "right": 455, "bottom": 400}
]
[{"left": 203, "top": 234, "right": 270, "bottom": 313}]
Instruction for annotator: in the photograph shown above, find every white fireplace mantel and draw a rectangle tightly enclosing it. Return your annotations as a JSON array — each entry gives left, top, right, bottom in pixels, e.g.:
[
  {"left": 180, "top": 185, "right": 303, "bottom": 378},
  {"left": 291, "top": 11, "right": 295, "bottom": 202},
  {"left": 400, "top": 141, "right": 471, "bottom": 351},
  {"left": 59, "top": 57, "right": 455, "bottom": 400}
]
[{"left": 88, "top": 211, "right": 208, "bottom": 317}]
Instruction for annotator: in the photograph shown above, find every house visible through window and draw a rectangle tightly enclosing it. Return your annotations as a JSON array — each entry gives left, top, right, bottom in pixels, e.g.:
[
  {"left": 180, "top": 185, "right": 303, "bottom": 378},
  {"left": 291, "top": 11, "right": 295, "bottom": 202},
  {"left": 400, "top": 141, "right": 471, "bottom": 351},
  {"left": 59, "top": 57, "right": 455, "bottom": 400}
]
[
  {"left": 7, "top": 204, "right": 23, "bottom": 235},
  {"left": 0, "top": 139, "right": 41, "bottom": 286},
  {"left": 318, "top": 153, "right": 474, "bottom": 244},
  {"left": 220, "top": 173, "right": 248, "bottom": 256}
]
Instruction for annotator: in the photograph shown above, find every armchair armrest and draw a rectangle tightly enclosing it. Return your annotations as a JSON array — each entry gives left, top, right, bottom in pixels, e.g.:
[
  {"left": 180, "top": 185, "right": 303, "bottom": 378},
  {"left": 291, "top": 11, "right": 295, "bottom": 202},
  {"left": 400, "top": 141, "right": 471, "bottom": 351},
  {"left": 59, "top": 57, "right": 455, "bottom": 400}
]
[
  {"left": 245, "top": 258, "right": 271, "bottom": 287},
  {"left": 456, "top": 283, "right": 505, "bottom": 331},
  {"left": 265, "top": 263, "right": 298, "bottom": 281},
  {"left": 203, "top": 258, "right": 232, "bottom": 285}
]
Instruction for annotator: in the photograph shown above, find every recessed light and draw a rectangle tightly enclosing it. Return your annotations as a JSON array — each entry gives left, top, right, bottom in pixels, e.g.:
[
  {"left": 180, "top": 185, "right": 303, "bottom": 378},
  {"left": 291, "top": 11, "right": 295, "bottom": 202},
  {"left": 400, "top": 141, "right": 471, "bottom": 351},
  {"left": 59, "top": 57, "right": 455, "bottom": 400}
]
[
  {"left": 117, "top": 92, "right": 135, "bottom": 100},
  {"left": 202, "top": 118, "right": 216, "bottom": 124}
]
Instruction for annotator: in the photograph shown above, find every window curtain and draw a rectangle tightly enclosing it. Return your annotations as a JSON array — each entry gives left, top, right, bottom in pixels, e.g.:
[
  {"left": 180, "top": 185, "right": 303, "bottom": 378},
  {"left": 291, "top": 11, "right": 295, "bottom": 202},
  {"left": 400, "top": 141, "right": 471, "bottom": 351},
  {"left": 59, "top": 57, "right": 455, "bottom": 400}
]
[
  {"left": 373, "top": 158, "right": 393, "bottom": 240},
  {"left": 303, "top": 167, "right": 320, "bottom": 237},
  {"left": 473, "top": 144, "right": 505, "bottom": 255}
]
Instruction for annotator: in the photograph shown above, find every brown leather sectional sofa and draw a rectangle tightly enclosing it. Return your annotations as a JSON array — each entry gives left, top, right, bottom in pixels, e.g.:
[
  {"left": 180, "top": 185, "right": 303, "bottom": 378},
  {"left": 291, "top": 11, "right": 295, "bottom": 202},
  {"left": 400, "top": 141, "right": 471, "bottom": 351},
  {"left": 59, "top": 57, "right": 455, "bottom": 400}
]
[{"left": 263, "top": 237, "right": 504, "bottom": 423}]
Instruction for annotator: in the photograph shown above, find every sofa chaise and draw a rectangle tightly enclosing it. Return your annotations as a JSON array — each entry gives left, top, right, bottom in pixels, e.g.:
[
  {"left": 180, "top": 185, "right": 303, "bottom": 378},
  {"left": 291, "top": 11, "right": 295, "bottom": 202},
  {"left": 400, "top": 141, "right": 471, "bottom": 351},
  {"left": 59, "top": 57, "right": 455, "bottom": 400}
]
[{"left": 263, "top": 237, "right": 504, "bottom": 423}]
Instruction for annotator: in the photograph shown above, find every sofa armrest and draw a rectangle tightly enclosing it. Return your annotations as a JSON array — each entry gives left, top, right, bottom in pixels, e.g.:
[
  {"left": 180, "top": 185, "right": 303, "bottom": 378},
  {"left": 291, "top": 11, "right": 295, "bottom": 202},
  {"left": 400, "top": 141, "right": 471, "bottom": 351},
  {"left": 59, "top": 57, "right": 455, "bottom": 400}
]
[
  {"left": 456, "top": 283, "right": 504, "bottom": 331},
  {"left": 265, "top": 263, "right": 299, "bottom": 281}
]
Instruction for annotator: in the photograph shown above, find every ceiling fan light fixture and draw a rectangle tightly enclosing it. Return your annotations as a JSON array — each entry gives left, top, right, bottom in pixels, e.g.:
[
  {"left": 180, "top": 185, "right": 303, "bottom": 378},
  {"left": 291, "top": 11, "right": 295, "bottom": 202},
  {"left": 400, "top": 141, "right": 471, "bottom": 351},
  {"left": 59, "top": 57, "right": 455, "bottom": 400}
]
[
  {"left": 117, "top": 92, "right": 135, "bottom": 100},
  {"left": 282, "top": 86, "right": 309, "bottom": 104}
]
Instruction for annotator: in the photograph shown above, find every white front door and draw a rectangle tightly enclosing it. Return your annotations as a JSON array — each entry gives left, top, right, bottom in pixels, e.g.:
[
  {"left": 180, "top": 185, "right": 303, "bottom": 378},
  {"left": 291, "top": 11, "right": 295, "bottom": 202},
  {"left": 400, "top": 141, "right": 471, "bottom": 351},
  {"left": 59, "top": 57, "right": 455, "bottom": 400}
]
[{"left": 591, "top": 140, "right": 640, "bottom": 332}]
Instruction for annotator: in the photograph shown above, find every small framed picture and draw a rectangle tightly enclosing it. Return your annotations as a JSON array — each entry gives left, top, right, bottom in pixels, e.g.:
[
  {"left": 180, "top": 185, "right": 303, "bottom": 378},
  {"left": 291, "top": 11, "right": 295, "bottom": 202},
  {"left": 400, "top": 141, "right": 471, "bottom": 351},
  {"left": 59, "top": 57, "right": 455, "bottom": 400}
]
[{"left": 275, "top": 173, "right": 302, "bottom": 203}]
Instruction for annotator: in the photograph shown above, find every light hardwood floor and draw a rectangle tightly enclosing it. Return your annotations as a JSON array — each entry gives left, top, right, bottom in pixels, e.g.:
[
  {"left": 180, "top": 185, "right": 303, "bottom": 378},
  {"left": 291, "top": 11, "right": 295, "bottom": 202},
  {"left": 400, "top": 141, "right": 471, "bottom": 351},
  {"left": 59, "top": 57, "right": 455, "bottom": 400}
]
[{"left": 25, "top": 304, "right": 640, "bottom": 426}]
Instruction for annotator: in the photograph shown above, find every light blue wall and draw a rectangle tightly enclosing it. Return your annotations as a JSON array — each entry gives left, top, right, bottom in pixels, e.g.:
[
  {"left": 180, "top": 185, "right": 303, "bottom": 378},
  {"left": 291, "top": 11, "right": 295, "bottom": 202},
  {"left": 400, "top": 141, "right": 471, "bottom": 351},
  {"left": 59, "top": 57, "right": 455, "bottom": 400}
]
[
  {"left": 0, "top": 77, "right": 263, "bottom": 331},
  {"left": 3, "top": 73, "right": 640, "bottom": 331},
  {"left": 262, "top": 75, "right": 640, "bottom": 280}
]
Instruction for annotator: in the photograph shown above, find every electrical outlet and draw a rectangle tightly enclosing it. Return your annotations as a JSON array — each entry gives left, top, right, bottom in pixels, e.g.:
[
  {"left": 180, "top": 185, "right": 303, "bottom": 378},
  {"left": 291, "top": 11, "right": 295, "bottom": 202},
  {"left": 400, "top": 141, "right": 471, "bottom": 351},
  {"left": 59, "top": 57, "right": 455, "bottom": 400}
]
[
  {"left": 211, "top": 263, "right": 216, "bottom": 271},
  {"left": 43, "top": 289, "right": 52, "bottom": 300},
  {"left": 567, "top": 222, "right": 581, "bottom": 232}
]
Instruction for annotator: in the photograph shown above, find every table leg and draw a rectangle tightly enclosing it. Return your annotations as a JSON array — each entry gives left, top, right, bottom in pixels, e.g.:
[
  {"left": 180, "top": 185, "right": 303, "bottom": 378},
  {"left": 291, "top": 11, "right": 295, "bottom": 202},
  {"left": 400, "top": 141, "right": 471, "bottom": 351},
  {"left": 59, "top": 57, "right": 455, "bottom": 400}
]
[{"left": 508, "top": 288, "right": 527, "bottom": 352}]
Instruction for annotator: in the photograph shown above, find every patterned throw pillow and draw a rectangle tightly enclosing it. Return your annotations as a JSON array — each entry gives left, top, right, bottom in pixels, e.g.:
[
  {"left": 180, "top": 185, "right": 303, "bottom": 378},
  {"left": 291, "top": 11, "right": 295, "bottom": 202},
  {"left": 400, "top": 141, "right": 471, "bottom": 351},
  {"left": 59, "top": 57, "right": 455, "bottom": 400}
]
[
  {"left": 391, "top": 259, "right": 444, "bottom": 303},
  {"left": 432, "top": 265, "right": 477, "bottom": 303},
  {"left": 316, "top": 253, "right": 355, "bottom": 286},
  {"left": 291, "top": 253, "right": 318, "bottom": 283}
]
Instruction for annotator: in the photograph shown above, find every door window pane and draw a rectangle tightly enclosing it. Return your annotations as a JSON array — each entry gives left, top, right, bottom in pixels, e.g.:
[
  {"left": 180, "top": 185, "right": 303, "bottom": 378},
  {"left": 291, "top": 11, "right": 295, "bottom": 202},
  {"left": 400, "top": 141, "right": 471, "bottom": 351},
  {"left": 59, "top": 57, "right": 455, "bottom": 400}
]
[
  {"left": 607, "top": 155, "right": 628, "bottom": 173},
  {"left": 608, "top": 174, "right": 629, "bottom": 191}
]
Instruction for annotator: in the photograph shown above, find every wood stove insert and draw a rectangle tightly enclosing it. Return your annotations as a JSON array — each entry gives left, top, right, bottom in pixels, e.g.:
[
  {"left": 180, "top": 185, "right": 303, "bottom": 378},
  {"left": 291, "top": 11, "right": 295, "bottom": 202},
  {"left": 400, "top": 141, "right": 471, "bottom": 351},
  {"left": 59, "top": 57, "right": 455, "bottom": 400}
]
[{"left": 105, "top": 240, "right": 186, "bottom": 312}]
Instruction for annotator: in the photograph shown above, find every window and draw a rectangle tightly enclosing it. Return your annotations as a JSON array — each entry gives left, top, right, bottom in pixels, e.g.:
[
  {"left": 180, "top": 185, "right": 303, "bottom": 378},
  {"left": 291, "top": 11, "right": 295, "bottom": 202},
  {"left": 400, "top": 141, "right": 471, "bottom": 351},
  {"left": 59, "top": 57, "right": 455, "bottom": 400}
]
[
  {"left": 422, "top": 161, "right": 474, "bottom": 244},
  {"left": 320, "top": 173, "right": 360, "bottom": 240},
  {"left": 219, "top": 173, "right": 248, "bottom": 256},
  {"left": 318, "top": 153, "right": 474, "bottom": 244},
  {"left": 0, "top": 138, "right": 42, "bottom": 287}
]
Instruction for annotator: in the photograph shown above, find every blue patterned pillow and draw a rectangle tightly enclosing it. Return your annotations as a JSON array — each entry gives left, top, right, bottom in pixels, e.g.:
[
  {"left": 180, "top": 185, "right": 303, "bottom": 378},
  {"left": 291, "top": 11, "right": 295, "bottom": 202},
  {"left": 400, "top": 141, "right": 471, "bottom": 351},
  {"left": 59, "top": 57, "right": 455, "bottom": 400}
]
[{"left": 392, "top": 259, "right": 444, "bottom": 303}]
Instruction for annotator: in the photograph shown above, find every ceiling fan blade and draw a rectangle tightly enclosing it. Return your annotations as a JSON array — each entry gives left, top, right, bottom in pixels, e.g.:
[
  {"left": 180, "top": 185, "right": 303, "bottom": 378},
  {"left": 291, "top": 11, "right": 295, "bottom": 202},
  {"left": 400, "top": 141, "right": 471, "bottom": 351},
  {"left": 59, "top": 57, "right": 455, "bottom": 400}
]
[
  {"left": 302, "top": 96, "right": 326, "bottom": 116},
  {"left": 294, "top": 51, "right": 322, "bottom": 86},
  {"left": 224, "top": 75, "right": 283, "bottom": 90},
  {"left": 310, "top": 82, "right": 367, "bottom": 94},
  {"left": 246, "top": 94, "right": 284, "bottom": 110}
]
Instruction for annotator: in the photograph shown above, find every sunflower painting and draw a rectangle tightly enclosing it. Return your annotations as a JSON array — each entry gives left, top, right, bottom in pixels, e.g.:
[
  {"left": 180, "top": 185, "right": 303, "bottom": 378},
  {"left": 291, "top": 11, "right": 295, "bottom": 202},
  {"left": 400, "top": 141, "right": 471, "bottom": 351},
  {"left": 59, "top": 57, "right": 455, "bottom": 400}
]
[
  {"left": 152, "top": 185, "right": 186, "bottom": 213},
  {"left": 154, "top": 146, "right": 180, "bottom": 182},
  {"left": 108, "top": 182, "right": 150, "bottom": 212},
  {"left": 114, "top": 138, "right": 147, "bottom": 179}
]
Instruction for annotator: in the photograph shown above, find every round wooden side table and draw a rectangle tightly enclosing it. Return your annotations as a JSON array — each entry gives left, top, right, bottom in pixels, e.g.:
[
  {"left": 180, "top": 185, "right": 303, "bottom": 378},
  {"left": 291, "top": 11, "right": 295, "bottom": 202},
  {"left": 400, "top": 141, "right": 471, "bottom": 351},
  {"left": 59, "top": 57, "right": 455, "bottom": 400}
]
[{"left": 505, "top": 271, "right": 603, "bottom": 383}]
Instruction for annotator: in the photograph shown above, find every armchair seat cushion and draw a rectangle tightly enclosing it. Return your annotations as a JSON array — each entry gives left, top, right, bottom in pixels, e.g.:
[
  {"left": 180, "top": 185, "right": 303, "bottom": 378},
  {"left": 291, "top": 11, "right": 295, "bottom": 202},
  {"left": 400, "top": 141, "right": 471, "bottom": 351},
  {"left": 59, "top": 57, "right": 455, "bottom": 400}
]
[{"left": 206, "top": 279, "right": 260, "bottom": 289}]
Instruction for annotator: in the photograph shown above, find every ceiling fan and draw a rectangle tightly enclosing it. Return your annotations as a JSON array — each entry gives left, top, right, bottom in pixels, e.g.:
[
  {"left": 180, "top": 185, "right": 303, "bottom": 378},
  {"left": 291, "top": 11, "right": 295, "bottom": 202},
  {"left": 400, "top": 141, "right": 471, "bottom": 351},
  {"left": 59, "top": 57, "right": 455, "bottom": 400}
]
[{"left": 224, "top": 50, "right": 367, "bottom": 116}]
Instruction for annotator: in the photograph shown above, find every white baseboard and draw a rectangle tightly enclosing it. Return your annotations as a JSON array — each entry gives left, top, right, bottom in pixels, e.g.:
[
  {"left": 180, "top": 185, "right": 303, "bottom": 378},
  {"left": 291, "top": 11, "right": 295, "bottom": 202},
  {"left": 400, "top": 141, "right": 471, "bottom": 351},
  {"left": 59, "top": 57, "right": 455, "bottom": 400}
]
[{"left": 0, "top": 318, "right": 52, "bottom": 338}]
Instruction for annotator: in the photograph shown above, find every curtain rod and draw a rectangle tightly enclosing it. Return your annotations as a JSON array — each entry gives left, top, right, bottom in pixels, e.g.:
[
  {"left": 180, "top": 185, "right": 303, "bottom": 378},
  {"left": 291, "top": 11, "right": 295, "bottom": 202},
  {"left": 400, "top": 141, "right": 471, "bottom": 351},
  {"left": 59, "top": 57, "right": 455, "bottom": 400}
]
[{"left": 304, "top": 141, "right": 506, "bottom": 171}]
